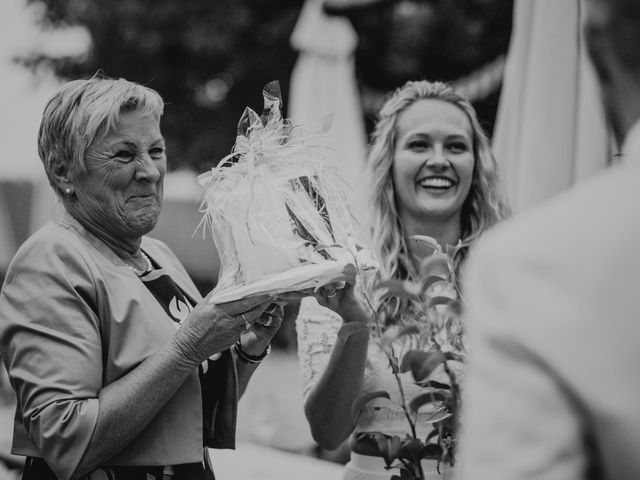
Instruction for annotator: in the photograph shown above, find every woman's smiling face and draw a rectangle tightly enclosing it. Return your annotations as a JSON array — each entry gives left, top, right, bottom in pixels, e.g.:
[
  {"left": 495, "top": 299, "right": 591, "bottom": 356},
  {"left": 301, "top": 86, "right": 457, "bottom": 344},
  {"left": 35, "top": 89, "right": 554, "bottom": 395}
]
[
  {"left": 392, "top": 98, "right": 475, "bottom": 227},
  {"left": 71, "top": 109, "right": 166, "bottom": 242}
]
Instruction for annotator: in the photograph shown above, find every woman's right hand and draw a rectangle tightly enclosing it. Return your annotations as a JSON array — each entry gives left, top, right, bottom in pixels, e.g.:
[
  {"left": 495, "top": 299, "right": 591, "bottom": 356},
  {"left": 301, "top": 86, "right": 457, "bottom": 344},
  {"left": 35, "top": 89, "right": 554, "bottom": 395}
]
[
  {"left": 172, "top": 293, "right": 274, "bottom": 367},
  {"left": 314, "top": 282, "right": 372, "bottom": 325}
]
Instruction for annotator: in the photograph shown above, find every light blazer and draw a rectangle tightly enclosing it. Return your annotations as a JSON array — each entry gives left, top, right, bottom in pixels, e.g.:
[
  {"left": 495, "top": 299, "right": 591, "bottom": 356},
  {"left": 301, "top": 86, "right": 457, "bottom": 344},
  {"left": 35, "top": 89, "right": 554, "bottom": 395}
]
[
  {"left": 456, "top": 122, "right": 640, "bottom": 480},
  {"left": 0, "top": 212, "right": 231, "bottom": 480}
]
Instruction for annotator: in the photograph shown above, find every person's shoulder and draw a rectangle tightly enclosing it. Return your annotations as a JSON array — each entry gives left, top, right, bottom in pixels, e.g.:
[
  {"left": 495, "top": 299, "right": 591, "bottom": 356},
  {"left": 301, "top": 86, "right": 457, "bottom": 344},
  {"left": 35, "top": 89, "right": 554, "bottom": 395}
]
[
  {"left": 3, "top": 220, "right": 95, "bottom": 288},
  {"left": 472, "top": 161, "right": 640, "bottom": 267},
  {"left": 14, "top": 220, "right": 84, "bottom": 261}
]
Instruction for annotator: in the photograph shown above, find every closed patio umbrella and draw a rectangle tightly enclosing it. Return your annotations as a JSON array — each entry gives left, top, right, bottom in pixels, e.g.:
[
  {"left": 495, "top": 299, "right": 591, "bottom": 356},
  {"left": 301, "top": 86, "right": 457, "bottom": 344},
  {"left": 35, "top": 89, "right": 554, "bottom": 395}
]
[
  {"left": 493, "top": 0, "right": 611, "bottom": 213},
  {"left": 288, "top": 0, "right": 369, "bottom": 231}
]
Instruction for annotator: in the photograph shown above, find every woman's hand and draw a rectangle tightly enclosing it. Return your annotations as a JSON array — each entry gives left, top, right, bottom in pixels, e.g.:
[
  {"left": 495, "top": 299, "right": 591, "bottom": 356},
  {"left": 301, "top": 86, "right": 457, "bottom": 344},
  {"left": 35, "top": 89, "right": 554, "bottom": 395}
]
[
  {"left": 173, "top": 293, "right": 274, "bottom": 367},
  {"left": 314, "top": 282, "right": 372, "bottom": 324},
  {"left": 238, "top": 300, "right": 286, "bottom": 356}
]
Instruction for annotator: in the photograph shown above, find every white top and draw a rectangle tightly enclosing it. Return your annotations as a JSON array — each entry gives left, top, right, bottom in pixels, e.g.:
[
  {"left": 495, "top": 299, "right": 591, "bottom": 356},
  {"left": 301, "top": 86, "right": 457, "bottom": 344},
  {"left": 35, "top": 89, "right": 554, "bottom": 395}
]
[{"left": 296, "top": 297, "right": 448, "bottom": 439}]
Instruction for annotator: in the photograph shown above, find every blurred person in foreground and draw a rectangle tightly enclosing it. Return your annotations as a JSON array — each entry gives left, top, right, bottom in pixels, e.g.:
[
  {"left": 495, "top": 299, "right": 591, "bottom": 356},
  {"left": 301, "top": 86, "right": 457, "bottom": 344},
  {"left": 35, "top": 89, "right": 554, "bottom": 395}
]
[
  {"left": 0, "top": 75, "right": 283, "bottom": 480},
  {"left": 455, "top": 0, "right": 640, "bottom": 479},
  {"left": 296, "top": 80, "right": 509, "bottom": 479}
]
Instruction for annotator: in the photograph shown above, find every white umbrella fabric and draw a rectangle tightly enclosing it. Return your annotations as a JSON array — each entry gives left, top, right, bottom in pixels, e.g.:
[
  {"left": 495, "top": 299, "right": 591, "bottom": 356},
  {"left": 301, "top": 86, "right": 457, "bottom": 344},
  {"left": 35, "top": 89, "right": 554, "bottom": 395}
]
[
  {"left": 288, "top": 0, "right": 369, "bottom": 230},
  {"left": 493, "top": 0, "right": 611, "bottom": 213}
]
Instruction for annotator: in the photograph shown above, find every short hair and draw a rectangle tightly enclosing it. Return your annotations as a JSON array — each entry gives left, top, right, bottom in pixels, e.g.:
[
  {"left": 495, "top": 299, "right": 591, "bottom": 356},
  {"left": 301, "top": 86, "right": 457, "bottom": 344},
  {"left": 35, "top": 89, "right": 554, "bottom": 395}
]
[
  {"left": 38, "top": 74, "right": 164, "bottom": 196},
  {"left": 367, "top": 80, "right": 510, "bottom": 280}
]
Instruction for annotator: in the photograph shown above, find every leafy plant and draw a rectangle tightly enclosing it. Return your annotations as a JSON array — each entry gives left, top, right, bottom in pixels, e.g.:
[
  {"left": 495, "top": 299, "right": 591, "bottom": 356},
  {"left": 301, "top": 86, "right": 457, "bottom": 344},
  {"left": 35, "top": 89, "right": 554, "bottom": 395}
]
[{"left": 352, "top": 235, "right": 468, "bottom": 480}]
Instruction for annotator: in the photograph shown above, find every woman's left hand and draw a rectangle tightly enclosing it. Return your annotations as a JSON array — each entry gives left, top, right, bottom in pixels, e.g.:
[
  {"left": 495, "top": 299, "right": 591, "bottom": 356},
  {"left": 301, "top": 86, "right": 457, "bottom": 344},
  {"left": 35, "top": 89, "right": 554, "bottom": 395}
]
[
  {"left": 237, "top": 300, "right": 286, "bottom": 356},
  {"left": 315, "top": 281, "right": 372, "bottom": 325}
]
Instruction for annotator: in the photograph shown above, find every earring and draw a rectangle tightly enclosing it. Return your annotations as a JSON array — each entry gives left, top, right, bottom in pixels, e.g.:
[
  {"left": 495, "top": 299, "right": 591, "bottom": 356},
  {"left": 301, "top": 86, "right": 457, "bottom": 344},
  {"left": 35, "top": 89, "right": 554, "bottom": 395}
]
[{"left": 65, "top": 187, "right": 72, "bottom": 195}]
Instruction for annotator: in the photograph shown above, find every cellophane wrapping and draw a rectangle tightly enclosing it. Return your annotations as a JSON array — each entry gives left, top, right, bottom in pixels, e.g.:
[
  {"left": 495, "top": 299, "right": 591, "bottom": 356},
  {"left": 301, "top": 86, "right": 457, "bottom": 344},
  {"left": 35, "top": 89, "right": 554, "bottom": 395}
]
[{"left": 198, "top": 81, "right": 360, "bottom": 304}]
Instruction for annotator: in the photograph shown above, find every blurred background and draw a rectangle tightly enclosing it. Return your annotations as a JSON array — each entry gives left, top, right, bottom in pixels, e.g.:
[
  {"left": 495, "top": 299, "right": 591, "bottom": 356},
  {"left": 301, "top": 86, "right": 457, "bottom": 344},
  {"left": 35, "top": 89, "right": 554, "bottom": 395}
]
[
  {"left": 0, "top": 0, "right": 513, "bottom": 326},
  {"left": 0, "top": 0, "right": 610, "bottom": 478}
]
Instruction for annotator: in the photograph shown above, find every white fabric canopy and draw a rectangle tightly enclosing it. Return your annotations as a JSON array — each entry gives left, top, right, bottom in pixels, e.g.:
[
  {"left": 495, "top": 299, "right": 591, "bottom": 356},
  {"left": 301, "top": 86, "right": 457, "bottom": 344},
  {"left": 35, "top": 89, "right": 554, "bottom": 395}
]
[
  {"left": 493, "top": 0, "right": 611, "bottom": 213},
  {"left": 288, "top": 0, "right": 369, "bottom": 230}
]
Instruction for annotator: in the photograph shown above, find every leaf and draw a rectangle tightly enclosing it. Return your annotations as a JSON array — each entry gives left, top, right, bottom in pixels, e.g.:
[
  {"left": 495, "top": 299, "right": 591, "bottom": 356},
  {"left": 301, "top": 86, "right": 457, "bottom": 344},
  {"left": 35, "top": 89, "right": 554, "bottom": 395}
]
[
  {"left": 418, "top": 253, "right": 451, "bottom": 279},
  {"left": 379, "top": 326, "right": 400, "bottom": 352},
  {"left": 422, "top": 409, "right": 452, "bottom": 424},
  {"left": 445, "top": 240, "right": 469, "bottom": 260},
  {"left": 420, "top": 380, "right": 451, "bottom": 390},
  {"left": 398, "top": 324, "right": 421, "bottom": 338},
  {"left": 376, "top": 279, "right": 421, "bottom": 300},
  {"left": 367, "top": 433, "right": 402, "bottom": 468},
  {"left": 351, "top": 390, "right": 391, "bottom": 422},
  {"left": 314, "top": 263, "right": 357, "bottom": 288},
  {"left": 419, "top": 275, "right": 448, "bottom": 296},
  {"left": 401, "top": 351, "right": 446, "bottom": 381},
  {"left": 443, "top": 352, "right": 465, "bottom": 363},
  {"left": 400, "top": 350, "right": 430, "bottom": 373},
  {"left": 428, "top": 296, "right": 462, "bottom": 315},
  {"left": 397, "top": 437, "right": 425, "bottom": 463},
  {"left": 385, "top": 436, "right": 403, "bottom": 466},
  {"left": 408, "top": 235, "right": 442, "bottom": 255},
  {"left": 408, "top": 392, "right": 451, "bottom": 415},
  {"left": 421, "top": 443, "right": 443, "bottom": 460},
  {"left": 399, "top": 470, "right": 420, "bottom": 480}
]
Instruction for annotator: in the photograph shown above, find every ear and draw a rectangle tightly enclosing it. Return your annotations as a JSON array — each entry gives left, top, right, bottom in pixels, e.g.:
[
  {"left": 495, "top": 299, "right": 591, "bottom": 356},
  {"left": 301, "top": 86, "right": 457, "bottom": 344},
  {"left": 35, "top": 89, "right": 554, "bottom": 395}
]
[{"left": 49, "top": 154, "right": 74, "bottom": 195}]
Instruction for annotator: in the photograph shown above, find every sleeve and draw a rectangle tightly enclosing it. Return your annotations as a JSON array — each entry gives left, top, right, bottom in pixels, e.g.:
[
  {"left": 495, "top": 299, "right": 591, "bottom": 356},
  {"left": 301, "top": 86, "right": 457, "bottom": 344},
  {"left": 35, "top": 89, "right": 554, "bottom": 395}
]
[
  {"left": 295, "top": 297, "right": 342, "bottom": 400},
  {"left": 454, "top": 240, "right": 587, "bottom": 480},
  {"left": 0, "top": 238, "right": 102, "bottom": 480}
]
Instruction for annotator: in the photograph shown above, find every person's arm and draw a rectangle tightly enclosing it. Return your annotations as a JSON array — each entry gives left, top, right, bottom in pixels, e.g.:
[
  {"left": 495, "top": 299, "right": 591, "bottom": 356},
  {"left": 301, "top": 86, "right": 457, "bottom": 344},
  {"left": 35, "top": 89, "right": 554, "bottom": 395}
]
[
  {"left": 298, "top": 283, "right": 372, "bottom": 449},
  {"left": 233, "top": 301, "right": 285, "bottom": 398},
  {"left": 72, "top": 294, "right": 270, "bottom": 479},
  {"left": 0, "top": 236, "right": 272, "bottom": 480},
  {"left": 73, "top": 333, "right": 214, "bottom": 477}
]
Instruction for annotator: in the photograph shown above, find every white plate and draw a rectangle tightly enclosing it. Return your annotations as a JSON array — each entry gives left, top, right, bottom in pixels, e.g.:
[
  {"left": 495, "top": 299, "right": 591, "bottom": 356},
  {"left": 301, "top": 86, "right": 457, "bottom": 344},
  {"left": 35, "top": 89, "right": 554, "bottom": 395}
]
[{"left": 209, "top": 261, "right": 356, "bottom": 304}]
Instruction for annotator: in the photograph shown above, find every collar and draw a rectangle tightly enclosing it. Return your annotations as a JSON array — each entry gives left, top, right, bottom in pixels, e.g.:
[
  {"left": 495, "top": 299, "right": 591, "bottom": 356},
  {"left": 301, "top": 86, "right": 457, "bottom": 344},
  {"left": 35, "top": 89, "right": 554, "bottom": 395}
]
[
  {"left": 58, "top": 211, "right": 200, "bottom": 301},
  {"left": 58, "top": 211, "right": 144, "bottom": 275}
]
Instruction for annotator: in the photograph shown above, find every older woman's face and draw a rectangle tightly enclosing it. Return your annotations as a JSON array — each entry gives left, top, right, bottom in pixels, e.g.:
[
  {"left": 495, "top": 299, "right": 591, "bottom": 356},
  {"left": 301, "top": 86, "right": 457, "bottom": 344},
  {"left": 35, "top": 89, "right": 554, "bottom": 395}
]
[
  {"left": 72, "top": 109, "right": 166, "bottom": 241},
  {"left": 392, "top": 99, "right": 474, "bottom": 227}
]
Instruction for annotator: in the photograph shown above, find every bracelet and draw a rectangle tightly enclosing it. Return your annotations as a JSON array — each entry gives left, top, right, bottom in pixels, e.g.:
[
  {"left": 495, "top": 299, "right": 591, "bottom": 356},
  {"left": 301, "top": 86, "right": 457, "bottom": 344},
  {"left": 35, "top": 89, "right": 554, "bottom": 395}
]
[{"left": 234, "top": 341, "right": 271, "bottom": 364}]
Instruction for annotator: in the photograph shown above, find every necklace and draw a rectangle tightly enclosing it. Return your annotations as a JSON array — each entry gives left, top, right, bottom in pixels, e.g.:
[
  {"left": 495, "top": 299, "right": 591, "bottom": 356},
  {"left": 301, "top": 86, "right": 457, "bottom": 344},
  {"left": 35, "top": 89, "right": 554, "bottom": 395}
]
[{"left": 129, "top": 250, "right": 153, "bottom": 277}]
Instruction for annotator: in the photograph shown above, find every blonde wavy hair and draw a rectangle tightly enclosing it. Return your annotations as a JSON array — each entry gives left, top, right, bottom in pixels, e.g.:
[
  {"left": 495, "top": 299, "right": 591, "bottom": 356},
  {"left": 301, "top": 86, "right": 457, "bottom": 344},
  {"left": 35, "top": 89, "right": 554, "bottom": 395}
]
[{"left": 367, "top": 80, "right": 510, "bottom": 281}]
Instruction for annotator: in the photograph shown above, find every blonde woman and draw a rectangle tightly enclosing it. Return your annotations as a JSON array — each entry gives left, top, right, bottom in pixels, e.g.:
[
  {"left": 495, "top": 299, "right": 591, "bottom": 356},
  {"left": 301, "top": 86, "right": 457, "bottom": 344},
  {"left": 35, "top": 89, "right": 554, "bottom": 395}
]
[{"left": 296, "top": 80, "right": 510, "bottom": 479}]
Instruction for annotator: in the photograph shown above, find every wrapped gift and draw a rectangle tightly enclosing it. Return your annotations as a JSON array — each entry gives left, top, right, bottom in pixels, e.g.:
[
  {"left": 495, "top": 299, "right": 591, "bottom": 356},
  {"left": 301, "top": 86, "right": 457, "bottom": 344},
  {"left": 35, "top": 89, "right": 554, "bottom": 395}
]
[{"left": 198, "top": 81, "right": 360, "bottom": 303}]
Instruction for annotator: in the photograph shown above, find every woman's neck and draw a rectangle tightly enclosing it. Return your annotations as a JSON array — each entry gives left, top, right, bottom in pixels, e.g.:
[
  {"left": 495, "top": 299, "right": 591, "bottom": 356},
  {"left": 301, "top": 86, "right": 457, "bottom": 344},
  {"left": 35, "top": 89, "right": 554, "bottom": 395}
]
[{"left": 66, "top": 206, "right": 143, "bottom": 261}]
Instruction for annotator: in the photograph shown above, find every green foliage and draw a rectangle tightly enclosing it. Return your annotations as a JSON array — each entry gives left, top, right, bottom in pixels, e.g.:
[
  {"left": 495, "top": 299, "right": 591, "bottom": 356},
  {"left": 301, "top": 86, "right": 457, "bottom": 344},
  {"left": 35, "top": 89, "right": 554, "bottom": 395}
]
[
  {"left": 351, "top": 390, "right": 392, "bottom": 423},
  {"left": 19, "top": 0, "right": 512, "bottom": 173},
  {"left": 22, "top": 0, "right": 301, "bottom": 172},
  {"left": 400, "top": 351, "right": 446, "bottom": 382},
  {"left": 353, "top": 235, "right": 468, "bottom": 479}
]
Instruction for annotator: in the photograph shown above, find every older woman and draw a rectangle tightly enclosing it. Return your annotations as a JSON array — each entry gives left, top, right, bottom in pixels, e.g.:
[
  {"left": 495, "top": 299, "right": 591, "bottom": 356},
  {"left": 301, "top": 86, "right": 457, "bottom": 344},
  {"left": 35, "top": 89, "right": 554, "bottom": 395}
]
[
  {"left": 0, "top": 76, "right": 282, "bottom": 480},
  {"left": 296, "top": 80, "right": 510, "bottom": 479}
]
